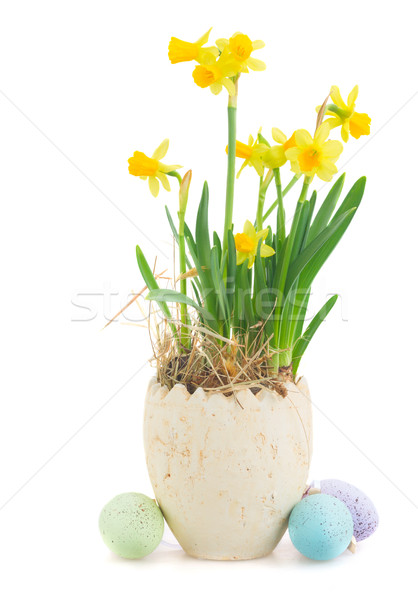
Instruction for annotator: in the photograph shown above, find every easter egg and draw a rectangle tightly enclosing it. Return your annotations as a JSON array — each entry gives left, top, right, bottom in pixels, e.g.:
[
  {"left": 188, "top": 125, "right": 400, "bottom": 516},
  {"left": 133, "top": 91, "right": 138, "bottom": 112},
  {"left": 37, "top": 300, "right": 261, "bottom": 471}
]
[
  {"left": 319, "top": 479, "right": 379, "bottom": 541},
  {"left": 288, "top": 494, "right": 353, "bottom": 560},
  {"left": 99, "top": 492, "right": 164, "bottom": 559}
]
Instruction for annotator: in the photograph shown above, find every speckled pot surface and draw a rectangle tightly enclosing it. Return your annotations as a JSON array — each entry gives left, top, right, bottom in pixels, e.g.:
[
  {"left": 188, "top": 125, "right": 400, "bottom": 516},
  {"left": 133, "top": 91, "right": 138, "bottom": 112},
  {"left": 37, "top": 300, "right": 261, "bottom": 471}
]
[{"left": 143, "top": 377, "right": 312, "bottom": 560}]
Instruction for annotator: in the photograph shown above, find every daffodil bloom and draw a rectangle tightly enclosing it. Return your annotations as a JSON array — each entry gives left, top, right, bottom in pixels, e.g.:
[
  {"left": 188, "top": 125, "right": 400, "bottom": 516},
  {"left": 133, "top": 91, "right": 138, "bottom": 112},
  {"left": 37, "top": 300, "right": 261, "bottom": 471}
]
[
  {"left": 262, "top": 128, "right": 297, "bottom": 169},
  {"left": 226, "top": 131, "right": 269, "bottom": 177},
  {"left": 168, "top": 28, "right": 218, "bottom": 66},
  {"left": 192, "top": 50, "right": 240, "bottom": 95},
  {"left": 321, "top": 85, "right": 371, "bottom": 142},
  {"left": 216, "top": 32, "right": 266, "bottom": 73},
  {"left": 234, "top": 221, "right": 275, "bottom": 268},
  {"left": 285, "top": 123, "right": 343, "bottom": 182},
  {"left": 128, "top": 139, "right": 182, "bottom": 198}
]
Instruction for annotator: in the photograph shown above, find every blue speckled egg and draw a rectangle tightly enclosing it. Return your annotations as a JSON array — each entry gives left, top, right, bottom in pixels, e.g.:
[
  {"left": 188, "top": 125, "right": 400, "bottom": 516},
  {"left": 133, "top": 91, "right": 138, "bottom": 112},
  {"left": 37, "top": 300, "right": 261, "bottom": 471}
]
[
  {"left": 320, "top": 479, "right": 379, "bottom": 541},
  {"left": 99, "top": 492, "right": 164, "bottom": 559},
  {"left": 289, "top": 494, "right": 353, "bottom": 560}
]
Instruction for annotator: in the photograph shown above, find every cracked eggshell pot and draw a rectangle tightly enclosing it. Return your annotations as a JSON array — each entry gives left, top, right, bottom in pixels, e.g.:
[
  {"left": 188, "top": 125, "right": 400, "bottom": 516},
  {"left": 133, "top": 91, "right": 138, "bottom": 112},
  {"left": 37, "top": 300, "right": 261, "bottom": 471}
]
[{"left": 143, "top": 377, "right": 312, "bottom": 560}]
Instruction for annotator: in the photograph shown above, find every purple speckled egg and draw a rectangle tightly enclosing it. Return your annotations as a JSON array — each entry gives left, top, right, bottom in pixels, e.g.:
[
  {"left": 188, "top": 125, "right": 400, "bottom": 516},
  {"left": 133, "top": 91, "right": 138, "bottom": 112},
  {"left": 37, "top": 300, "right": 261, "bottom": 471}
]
[{"left": 319, "top": 479, "right": 379, "bottom": 541}]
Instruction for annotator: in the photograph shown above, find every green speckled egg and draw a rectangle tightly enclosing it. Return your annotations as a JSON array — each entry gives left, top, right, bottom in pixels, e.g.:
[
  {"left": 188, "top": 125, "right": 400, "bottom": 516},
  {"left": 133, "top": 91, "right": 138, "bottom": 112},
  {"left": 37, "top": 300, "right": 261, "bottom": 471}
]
[{"left": 99, "top": 492, "right": 164, "bottom": 559}]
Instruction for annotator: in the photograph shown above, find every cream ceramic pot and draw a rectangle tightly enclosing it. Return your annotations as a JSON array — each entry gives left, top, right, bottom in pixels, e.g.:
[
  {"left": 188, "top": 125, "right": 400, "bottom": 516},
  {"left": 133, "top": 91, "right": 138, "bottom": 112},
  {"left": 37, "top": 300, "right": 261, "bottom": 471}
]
[{"left": 143, "top": 377, "right": 312, "bottom": 560}]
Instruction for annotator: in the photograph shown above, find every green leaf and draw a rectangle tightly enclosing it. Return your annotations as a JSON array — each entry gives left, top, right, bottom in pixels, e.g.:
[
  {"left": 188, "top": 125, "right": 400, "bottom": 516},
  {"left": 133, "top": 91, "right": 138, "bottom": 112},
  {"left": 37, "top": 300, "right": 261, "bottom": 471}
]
[
  {"left": 195, "top": 181, "right": 211, "bottom": 270},
  {"left": 183, "top": 221, "right": 197, "bottom": 259},
  {"left": 165, "top": 206, "right": 193, "bottom": 270},
  {"left": 193, "top": 182, "right": 218, "bottom": 319},
  {"left": 292, "top": 294, "right": 339, "bottom": 374},
  {"left": 254, "top": 239, "right": 273, "bottom": 337},
  {"left": 147, "top": 289, "right": 214, "bottom": 324},
  {"left": 210, "top": 246, "right": 228, "bottom": 322},
  {"left": 226, "top": 230, "right": 236, "bottom": 313},
  {"left": 307, "top": 173, "right": 345, "bottom": 244},
  {"left": 291, "top": 193, "right": 316, "bottom": 262},
  {"left": 331, "top": 176, "right": 366, "bottom": 224},
  {"left": 285, "top": 208, "right": 357, "bottom": 297},
  {"left": 213, "top": 231, "right": 222, "bottom": 263},
  {"left": 136, "top": 245, "right": 173, "bottom": 325},
  {"left": 239, "top": 261, "right": 255, "bottom": 328}
]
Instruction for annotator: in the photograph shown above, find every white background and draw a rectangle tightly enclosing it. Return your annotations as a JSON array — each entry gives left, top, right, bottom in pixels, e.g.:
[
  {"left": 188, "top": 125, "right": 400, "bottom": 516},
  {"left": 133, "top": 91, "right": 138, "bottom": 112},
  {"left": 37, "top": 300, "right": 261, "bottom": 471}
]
[{"left": 1, "top": 0, "right": 417, "bottom": 597}]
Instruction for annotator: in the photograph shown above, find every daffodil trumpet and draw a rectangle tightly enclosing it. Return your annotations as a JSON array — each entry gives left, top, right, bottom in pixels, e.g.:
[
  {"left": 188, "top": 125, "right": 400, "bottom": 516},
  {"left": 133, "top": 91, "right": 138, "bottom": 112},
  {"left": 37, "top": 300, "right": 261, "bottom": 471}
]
[{"left": 128, "top": 29, "right": 369, "bottom": 382}]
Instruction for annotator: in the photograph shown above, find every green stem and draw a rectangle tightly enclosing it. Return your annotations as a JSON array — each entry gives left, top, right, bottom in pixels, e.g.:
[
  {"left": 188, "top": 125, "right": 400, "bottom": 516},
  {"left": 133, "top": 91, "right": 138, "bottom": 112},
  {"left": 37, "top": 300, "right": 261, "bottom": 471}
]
[
  {"left": 272, "top": 179, "right": 310, "bottom": 371},
  {"left": 274, "top": 168, "right": 285, "bottom": 248},
  {"left": 167, "top": 170, "right": 182, "bottom": 184},
  {"left": 178, "top": 215, "right": 189, "bottom": 350},
  {"left": 262, "top": 174, "right": 300, "bottom": 222},
  {"left": 256, "top": 170, "right": 273, "bottom": 230},
  {"left": 222, "top": 86, "right": 238, "bottom": 258},
  {"left": 177, "top": 171, "right": 191, "bottom": 351}
]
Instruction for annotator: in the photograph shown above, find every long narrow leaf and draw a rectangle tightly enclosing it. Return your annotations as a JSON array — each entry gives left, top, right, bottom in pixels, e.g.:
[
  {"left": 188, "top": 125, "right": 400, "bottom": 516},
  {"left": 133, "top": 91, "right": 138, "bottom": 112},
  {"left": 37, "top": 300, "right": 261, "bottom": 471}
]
[
  {"left": 147, "top": 289, "right": 214, "bottom": 324},
  {"left": 165, "top": 206, "right": 193, "bottom": 270},
  {"left": 331, "top": 176, "right": 366, "bottom": 224},
  {"left": 136, "top": 245, "right": 173, "bottom": 324},
  {"left": 226, "top": 230, "right": 236, "bottom": 314},
  {"left": 210, "top": 246, "right": 228, "bottom": 322},
  {"left": 285, "top": 208, "right": 356, "bottom": 296},
  {"left": 292, "top": 294, "right": 339, "bottom": 374},
  {"left": 307, "top": 173, "right": 345, "bottom": 243}
]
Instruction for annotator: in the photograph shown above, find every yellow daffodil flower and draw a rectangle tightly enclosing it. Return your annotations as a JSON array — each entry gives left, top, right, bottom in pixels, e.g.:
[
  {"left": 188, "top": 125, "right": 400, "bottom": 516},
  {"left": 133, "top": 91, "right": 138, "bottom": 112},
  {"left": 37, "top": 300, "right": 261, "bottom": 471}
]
[
  {"left": 128, "top": 139, "right": 182, "bottom": 198},
  {"left": 262, "top": 128, "right": 297, "bottom": 169},
  {"left": 192, "top": 49, "right": 240, "bottom": 95},
  {"left": 216, "top": 32, "right": 266, "bottom": 73},
  {"left": 234, "top": 220, "right": 275, "bottom": 268},
  {"left": 168, "top": 28, "right": 218, "bottom": 66},
  {"left": 285, "top": 123, "right": 343, "bottom": 182},
  {"left": 226, "top": 130, "right": 269, "bottom": 177},
  {"left": 321, "top": 85, "right": 371, "bottom": 142}
]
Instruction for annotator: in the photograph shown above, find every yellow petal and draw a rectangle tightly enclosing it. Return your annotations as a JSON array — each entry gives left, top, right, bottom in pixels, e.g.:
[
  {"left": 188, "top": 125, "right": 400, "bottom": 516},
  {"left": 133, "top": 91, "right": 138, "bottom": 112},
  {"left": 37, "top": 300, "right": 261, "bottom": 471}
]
[
  {"left": 330, "top": 85, "right": 346, "bottom": 109},
  {"left": 316, "top": 162, "right": 338, "bottom": 182},
  {"left": 285, "top": 147, "right": 300, "bottom": 161},
  {"left": 196, "top": 27, "right": 212, "bottom": 46},
  {"left": 236, "top": 251, "right": 248, "bottom": 266},
  {"left": 210, "top": 82, "right": 223, "bottom": 95},
  {"left": 156, "top": 172, "right": 170, "bottom": 191},
  {"left": 288, "top": 159, "right": 302, "bottom": 175},
  {"left": 215, "top": 38, "right": 228, "bottom": 51},
  {"left": 247, "top": 254, "right": 255, "bottom": 268},
  {"left": 341, "top": 121, "right": 350, "bottom": 142},
  {"left": 148, "top": 176, "right": 159, "bottom": 197},
  {"left": 314, "top": 122, "right": 331, "bottom": 145},
  {"left": 246, "top": 57, "right": 266, "bottom": 71},
  {"left": 236, "top": 159, "right": 249, "bottom": 178},
  {"left": 222, "top": 77, "right": 236, "bottom": 96},
  {"left": 322, "top": 140, "right": 343, "bottom": 159},
  {"left": 260, "top": 243, "right": 275, "bottom": 258},
  {"left": 159, "top": 163, "right": 183, "bottom": 173},
  {"left": 272, "top": 127, "right": 287, "bottom": 144},
  {"left": 252, "top": 156, "right": 265, "bottom": 177},
  {"left": 252, "top": 40, "right": 265, "bottom": 50},
  {"left": 256, "top": 228, "right": 269, "bottom": 242},
  {"left": 347, "top": 85, "right": 359, "bottom": 109},
  {"left": 323, "top": 116, "right": 342, "bottom": 129},
  {"left": 295, "top": 129, "right": 313, "bottom": 148},
  {"left": 243, "top": 220, "right": 256, "bottom": 239},
  {"left": 152, "top": 139, "right": 169, "bottom": 160},
  {"left": 197, "top": 46, "right": 219, "bottom": 65}
]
